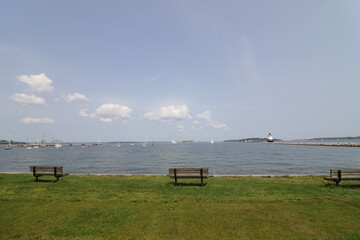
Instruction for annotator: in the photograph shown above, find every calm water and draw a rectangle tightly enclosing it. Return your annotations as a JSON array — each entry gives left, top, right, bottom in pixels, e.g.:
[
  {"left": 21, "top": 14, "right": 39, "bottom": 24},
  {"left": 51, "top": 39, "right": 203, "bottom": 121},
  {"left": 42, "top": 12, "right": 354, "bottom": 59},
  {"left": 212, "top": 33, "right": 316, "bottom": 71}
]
[{"left": 1, "top": 142, "right": 359, "bottom": 175}]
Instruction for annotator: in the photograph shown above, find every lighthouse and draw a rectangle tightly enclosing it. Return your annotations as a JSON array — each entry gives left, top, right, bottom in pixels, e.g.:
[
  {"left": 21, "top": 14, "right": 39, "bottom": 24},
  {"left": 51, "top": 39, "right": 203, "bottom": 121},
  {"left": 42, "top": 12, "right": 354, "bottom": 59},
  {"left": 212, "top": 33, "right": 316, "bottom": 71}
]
[{"left": 267, "top": 133, "right": 274, "bottom": 142}]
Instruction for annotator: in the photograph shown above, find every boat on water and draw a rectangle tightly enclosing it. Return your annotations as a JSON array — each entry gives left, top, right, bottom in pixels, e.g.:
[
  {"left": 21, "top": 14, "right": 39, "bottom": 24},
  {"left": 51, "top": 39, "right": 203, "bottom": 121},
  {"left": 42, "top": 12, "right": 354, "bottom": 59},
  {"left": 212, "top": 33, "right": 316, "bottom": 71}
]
[
  {"left": 5, "top": 141, "right": 11, "bottom": 150},
  {"left": 210, "top": 139, "right": 214, "bottom": 144},
  {"left": 143, "top": 135, "right": 148, "bottom": 147},
  {"left": 5, "top": 139, "right": 11, "bottom": 150},
  {"left": 171, "top": 140, "right": 177, "bottom": 144},
  {"left": 54, "top": 143, "right": 62, "bottom": 149},
  {"left": 34, "top": 137, "right": 39, "bottom": 149},
  {"left": 267, "top": 133, "right": 274, "bottom": 142}
]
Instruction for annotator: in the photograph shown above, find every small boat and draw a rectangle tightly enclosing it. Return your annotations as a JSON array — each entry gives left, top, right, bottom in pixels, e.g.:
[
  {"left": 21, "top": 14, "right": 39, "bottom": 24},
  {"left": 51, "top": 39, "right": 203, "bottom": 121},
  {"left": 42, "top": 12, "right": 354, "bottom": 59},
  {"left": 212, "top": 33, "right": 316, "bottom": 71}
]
[
  {"left": 93, "top": 139, "right": 101, "bottom": 147},
  {"left": 267, "top": 133, "right": 274, "bottom": 142},
  {"left": 54, "top": 143, "right": 62, "bottom": 149},
  {"left": 143, "top": 135, "right": 148, "bottom": 147},
  {"left": 210, "top": 139, "right": 214, "bottom": 144},
  {"left": 34, "top": 137, "right": 39, "bottom": 149},
  {"left": 5, "top": 140, "right": 11, "bottom": 150},
  {"left": 171, "top": 140, "right": 177, "bottom": 144}
]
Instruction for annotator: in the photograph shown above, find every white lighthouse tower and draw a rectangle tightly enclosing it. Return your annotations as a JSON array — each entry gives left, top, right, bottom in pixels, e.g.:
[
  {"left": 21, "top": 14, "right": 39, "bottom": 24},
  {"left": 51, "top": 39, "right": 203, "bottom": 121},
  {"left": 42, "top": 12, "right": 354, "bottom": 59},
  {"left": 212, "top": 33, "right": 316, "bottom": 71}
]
[{"left": 267, "top": 133, "right": 274, "bottom": 142}]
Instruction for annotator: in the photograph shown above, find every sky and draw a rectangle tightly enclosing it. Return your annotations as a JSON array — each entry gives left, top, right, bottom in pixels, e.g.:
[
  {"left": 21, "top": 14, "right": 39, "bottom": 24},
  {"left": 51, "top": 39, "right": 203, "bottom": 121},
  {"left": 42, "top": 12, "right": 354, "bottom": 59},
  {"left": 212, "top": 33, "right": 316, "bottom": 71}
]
[{"left": 1, "top": 0, "right": 360, "bottom": 142}]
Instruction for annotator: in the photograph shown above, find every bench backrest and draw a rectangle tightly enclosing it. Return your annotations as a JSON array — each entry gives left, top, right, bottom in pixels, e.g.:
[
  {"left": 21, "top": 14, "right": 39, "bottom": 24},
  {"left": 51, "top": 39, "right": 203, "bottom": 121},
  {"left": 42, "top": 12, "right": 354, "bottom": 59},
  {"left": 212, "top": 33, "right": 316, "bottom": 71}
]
[
  {"left": 169, "top": 168, "right": 209, "bottom": 178},
  {"left": 330, "top": 169, "right": 360, "bottom": 178},
  {"left": 30, "top": 166, "right": 63, "bottom": 174}
]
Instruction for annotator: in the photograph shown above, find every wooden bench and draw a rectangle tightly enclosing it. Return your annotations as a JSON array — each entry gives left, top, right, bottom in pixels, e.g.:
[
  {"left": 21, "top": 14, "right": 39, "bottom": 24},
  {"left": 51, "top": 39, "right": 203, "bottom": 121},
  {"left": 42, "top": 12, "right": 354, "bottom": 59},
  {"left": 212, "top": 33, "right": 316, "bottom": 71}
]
[
  {"left": 169, "top": 168, "right": 208, "bottom": 186},
  {"left": 30, "top": 166, "right": 69, "bottom": 181},
  {"left": 324, "top": 169, "right": 360, "bottom": 186}
]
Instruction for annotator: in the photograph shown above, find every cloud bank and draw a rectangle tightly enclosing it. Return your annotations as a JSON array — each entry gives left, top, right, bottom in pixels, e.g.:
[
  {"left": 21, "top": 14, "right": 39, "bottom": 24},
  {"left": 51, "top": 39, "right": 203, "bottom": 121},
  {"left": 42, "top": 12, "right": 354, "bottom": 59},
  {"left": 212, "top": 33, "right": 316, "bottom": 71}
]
[
  {"left": 196, "top": 111, "right": 228, "bottom": 129},
  {"left": 21, "top": 117, "right": 54, "bottom": 124},
  {"left": 79, "top": 104, "right": 132, "bottom": 122},
  {"left": 63, "top": 93, "right": 89, "bottom": 102},
  {"left": 18, "top": 73, "right": 54, "bottom": 93},
  {"left": 10, "top": 93, "right": 46, "bottom": 105},
  {"left": 144, "top": 105, "right": 192, "bottom": 121}
]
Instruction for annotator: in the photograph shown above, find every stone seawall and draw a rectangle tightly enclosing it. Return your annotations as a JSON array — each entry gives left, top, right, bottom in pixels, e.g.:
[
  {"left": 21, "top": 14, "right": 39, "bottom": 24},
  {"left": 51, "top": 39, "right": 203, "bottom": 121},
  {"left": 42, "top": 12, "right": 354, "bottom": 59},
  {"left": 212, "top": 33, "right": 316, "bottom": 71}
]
[{"left": 265, "top": 142, "right": 360, "bottom": 147}]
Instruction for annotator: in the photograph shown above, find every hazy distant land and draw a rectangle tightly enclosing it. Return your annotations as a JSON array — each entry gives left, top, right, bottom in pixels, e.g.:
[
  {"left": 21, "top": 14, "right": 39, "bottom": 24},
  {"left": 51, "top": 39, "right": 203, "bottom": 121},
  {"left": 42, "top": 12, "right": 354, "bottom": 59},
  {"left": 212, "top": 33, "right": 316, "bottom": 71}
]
[
  {"left": 224, "top": 136, "right": 360, "bottom": 143},
  {"left": 1, "top": 136, "right": 360, "bottom": 145}
]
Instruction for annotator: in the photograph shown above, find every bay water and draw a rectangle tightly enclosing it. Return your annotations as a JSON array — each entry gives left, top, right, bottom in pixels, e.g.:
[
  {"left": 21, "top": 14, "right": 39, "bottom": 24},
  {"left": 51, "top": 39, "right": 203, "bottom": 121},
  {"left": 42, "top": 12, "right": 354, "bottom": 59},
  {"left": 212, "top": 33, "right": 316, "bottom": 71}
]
[{"left": 1, "top": 142, "right": 359, "bottom": 175}]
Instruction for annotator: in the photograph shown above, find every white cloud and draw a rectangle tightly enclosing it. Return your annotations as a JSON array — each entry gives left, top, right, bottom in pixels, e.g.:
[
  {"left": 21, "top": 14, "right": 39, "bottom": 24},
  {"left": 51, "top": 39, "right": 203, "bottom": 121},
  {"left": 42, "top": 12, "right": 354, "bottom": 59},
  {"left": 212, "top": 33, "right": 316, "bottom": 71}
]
[
  {"left": 10, "top": 93, "right": 46, "bottom": 105},
  {"left": 196, "top": 111, "right": 228, "bottom": 129},
  {"left": 177, "top": 124, "right": 185, "bottom": 133},
  {"left": 96, "top": 104, "right": 132, "bottom": 119},
  {"left": 100, "top": 118, "right": 113, "bottom": 122},
  {"left": 63, "top": 93, "right": 89, "bottom": 102},
  {"left": 79, "top": 109, "right": 94, "bottom": 118},
  {"left": 144, "top": 105, "right": 192, "bottom": 121},
  {"left": 79, "top": 104, "right": 132, "bottom": 122},
  {"left": 21, "top": 117, "right": 54, "bottom": 124},
  {"left": 18, "top": 73, "right": 54, "bottom": 93}
]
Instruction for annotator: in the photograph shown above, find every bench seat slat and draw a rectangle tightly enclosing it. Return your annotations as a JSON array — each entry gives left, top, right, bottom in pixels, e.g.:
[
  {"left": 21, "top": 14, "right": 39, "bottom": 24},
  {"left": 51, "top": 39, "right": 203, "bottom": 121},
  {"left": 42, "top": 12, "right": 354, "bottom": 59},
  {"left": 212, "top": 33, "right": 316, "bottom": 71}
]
[
  {"left": 170, "top": 175, "right": 208, "bottom": 178},
  {"left": 34, "top": 173, "right": 69, "bottom": 176}
]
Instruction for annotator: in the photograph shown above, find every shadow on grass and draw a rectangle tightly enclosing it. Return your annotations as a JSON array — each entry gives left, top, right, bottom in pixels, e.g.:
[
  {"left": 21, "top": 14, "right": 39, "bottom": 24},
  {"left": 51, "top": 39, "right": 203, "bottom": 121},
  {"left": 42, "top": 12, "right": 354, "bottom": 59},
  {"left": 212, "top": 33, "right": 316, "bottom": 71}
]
[
  {"left": 31, "top": 179, "right": 59, "bottom": 183},
  {"left": 339, "top": 185, "right": 360, "bottom": 189},
  {"left": 324, "top": 183, "right": 360, "bottom": 189},
  {"left": 171, "top": 182, "right": 207, "bottom": 187}
]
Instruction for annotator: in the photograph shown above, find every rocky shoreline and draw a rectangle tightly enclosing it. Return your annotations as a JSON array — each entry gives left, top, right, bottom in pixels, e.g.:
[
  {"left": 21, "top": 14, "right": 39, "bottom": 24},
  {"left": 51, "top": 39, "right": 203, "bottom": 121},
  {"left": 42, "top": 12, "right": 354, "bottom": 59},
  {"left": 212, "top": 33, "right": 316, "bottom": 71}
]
[{"left": 265, "top": 142, "right": 360, "bottom": 147}]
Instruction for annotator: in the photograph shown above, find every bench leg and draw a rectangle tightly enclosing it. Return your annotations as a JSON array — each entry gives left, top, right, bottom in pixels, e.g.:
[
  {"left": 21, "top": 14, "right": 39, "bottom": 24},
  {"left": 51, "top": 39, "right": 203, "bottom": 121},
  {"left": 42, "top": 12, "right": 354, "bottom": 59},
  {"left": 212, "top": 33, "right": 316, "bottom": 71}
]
[
  {"left": 174, "top": 177, "right": 177, "bottom": 186},
  {"left": 56, "top": 176, "right": 59, "bottom": 182},
  {"left": 36, "top": 176, "right": 38, "bottom": 182},
  {"left": 200, "top": 169, "right": 204, "bottom": 186},
  {"left": 336, "top": 180, "right": 339, "bottom": 186}
]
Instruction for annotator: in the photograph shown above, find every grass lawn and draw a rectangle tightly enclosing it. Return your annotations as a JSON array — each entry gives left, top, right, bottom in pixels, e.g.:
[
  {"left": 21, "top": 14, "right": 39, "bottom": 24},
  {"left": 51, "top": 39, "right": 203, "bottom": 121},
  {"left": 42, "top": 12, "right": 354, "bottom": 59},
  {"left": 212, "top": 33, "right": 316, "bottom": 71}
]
[{"left": 1, "top": 174, "right": 360, "bottom": 239}]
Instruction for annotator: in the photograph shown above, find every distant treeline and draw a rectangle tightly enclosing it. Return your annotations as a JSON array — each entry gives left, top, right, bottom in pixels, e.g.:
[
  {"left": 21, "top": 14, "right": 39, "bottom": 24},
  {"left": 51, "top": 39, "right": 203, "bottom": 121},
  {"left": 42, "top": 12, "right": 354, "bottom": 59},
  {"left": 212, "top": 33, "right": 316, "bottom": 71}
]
[{"left": 0, "top": 140, "right": 26, "bottom": 145}]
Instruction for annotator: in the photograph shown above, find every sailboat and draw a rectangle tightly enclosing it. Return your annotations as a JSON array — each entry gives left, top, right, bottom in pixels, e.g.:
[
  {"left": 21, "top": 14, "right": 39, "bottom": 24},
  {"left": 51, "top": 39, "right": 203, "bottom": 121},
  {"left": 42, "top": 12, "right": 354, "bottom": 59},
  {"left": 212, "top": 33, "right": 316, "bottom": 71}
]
[
  {"left": 33, "top": 137, "right": 39, "bottom": 149},
  {"left": 142, "top": 135, "right": 148, "bottom": 147},
  {"left": 26, "top": 137, "right": 33, "bottom": 150},
  {"left": 93, "top": 139, "right": 101, "bottom": 147},
  {"left": 5, "top": 140, "right": 11, "bottom": 150},
  {"left": 210, "top": 139, "right": 214, "bottom": 144},
  {"left": 54, "top": 143, "right": 62, "bottom": 149}
]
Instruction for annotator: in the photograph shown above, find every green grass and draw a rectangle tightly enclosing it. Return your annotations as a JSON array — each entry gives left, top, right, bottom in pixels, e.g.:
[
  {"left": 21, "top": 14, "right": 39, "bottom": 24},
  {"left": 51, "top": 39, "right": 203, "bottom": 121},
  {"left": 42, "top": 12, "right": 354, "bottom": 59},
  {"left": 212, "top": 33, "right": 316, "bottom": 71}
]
[{"left": 1, "top": 174, "right": 360, "bottom": 239}]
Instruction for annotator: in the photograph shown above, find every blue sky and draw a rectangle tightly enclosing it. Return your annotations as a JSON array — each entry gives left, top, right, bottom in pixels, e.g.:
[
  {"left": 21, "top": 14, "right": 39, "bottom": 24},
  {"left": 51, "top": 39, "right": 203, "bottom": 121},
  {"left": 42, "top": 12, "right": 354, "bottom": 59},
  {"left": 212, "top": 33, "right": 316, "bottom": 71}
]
[{"left": 1, "top": 1, "right": 360, "bottom": 142}]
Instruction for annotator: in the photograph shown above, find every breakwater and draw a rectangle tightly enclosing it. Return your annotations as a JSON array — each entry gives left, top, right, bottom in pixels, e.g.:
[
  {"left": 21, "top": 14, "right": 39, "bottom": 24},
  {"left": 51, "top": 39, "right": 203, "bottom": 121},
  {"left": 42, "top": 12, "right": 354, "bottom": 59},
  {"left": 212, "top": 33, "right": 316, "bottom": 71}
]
[{"left": 265, "top": 142, "right": 360, "bottom": 147}]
